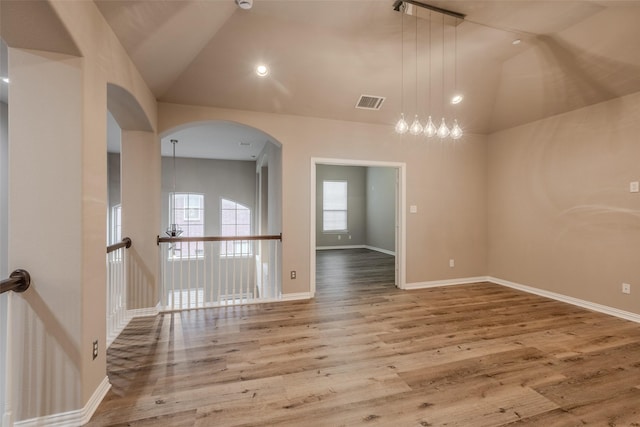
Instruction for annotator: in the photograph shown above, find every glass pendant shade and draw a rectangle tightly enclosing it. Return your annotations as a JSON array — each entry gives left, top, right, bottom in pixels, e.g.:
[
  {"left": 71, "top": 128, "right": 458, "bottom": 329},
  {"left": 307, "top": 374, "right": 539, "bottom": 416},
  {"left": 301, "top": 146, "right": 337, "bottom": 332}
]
[
  {"left": 409, "top": 115, "right": 423, "bottom": 135},
  {"left": 450, "top": 120, "right": 463, "bottom": 140},
  {"left": 424, "top": 116, "right": 437, "bottom": 137},
  {"left": 395, "top": 114, "right": 409, "bottom": 134},
  {"left": 437, "top": 118, "right": 450, "bottom": 138}
]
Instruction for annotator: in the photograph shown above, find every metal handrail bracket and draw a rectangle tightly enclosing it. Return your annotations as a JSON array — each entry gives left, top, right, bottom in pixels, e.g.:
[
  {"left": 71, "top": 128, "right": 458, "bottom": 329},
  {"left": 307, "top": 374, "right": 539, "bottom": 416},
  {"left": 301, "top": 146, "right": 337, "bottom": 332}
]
[{"left": 0, "top": 269, "right": 31, "bottom": 294}]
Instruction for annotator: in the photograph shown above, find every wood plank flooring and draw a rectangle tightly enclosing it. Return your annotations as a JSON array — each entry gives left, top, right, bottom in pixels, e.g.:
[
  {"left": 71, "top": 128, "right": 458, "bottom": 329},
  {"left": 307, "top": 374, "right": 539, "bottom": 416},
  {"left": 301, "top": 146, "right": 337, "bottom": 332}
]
[{"left": 88, "top": 249, "right": 640, "bottom": 426}]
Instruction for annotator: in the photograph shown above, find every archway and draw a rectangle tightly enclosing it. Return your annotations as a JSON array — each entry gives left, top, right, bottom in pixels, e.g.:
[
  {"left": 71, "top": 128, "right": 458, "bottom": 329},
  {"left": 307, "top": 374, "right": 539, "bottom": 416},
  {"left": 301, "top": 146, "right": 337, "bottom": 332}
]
[{"left": 158, "top": 121, "right": 283, "bottom": 308}]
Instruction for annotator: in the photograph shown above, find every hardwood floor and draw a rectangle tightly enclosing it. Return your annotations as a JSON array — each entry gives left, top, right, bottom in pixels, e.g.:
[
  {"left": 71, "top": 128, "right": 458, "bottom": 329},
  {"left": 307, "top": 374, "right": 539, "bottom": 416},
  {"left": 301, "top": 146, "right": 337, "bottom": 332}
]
[{"left": 88, "top": 249, "right": 640, "bottom": 426}]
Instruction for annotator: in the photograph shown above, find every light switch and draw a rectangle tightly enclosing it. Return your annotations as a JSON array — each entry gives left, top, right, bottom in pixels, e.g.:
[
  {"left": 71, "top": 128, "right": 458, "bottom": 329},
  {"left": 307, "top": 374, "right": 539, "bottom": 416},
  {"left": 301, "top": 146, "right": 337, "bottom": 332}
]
[
  {"left": 631, "top": 181, "right": 639, "bottom": 193},
  {"left": 410, "top": 205, "right": 418, "bottom": 214}
]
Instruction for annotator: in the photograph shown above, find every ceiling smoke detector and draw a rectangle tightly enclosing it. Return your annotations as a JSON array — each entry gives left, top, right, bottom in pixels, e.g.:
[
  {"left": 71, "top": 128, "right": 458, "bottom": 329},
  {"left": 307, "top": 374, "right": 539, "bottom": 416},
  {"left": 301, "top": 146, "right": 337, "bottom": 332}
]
[{"left": 235, "top": 0, "right": 253, "bottom": 10}]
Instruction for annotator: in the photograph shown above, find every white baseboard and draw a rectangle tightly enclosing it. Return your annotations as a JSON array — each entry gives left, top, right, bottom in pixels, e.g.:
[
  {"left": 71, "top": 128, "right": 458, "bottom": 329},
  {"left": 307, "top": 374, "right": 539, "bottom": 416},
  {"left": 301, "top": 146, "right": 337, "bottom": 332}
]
[
  {"left": 316, "top": 245, "right": 396, "bottom": 256},
  {"left": 316, "top": 245, "right": 365, "bottom": 250},
  {"left": 280, "top": 292, "right": 313, "bottom": 301},
  {"left": 127, "top": 307, "right": 159, "bottom": 318},
  {"left": 404, "top": 276, "right": 487, "bottom": 290},
  {"left": 487, "top": 276, "right": 640, "bottom": 324},
  {"left": 15, "top": 376, "right": 110, "bottom": 427},
  {"left": 363, "top": 245, "right": 396, "bottom": 256}
]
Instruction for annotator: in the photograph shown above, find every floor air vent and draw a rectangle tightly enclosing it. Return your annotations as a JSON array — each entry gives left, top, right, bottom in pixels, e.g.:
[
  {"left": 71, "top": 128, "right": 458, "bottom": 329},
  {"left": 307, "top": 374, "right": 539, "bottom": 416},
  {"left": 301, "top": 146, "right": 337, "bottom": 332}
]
[{"left": 355, "top": 95, "right": 385, "bottom": 110}]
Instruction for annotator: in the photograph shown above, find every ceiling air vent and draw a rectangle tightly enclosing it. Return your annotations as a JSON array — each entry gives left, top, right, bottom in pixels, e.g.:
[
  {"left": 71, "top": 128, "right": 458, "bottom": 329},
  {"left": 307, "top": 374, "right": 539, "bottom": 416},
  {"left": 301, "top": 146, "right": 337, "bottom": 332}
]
[{"left": 355, "top": 94, "right": 385, "bottom": 111}]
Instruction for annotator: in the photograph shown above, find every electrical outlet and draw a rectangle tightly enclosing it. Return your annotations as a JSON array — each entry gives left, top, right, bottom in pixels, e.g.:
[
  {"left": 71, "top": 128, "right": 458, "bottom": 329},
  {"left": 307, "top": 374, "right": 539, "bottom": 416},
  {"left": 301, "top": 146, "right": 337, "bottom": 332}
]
[
  {"left": 92, "top": 340, "right": 98, "bottom": 360},
  {"left": 630, "top": 181, "right": 639, "bottom": 193},
  {"left": 622, "top": 283, "right": 631, "bottom": 294},
  {"left": 290, "top": 270, "right": 296, "bottom": 280},
  {"left": 449, "top": 259, "right": 455, "bottom": 268}
]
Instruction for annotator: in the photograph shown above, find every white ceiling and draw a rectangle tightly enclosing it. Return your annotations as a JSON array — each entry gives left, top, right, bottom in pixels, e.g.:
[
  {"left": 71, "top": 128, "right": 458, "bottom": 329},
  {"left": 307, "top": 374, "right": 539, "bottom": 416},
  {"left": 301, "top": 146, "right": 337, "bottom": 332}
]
[
  {"left": 107, "top": 110, "right": 271, "bottom": 160},
  {"left": 91, "top": 0, "right": 640, "bottom": 155}
]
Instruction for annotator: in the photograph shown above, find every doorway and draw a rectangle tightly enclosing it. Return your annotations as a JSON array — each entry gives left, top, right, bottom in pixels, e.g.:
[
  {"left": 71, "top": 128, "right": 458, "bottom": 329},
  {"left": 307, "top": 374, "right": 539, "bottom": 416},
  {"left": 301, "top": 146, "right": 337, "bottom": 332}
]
[{"left": 309, "top": 158, "right": 406, "bottom": 296}]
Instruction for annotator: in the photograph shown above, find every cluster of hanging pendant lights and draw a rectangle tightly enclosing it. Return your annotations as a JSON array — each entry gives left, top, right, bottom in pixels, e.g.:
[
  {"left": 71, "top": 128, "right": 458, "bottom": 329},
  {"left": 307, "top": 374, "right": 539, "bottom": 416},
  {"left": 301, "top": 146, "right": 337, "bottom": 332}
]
[{"left": 394, "top": 2, "right": 463, "bottom": 140}]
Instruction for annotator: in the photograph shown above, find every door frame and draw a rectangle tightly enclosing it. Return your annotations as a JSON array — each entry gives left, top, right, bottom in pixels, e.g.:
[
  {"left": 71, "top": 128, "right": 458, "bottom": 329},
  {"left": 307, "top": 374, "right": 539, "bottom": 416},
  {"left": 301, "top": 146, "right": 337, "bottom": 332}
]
[{"left": 309, "top": 157, "right": 406, "bottom": 296}]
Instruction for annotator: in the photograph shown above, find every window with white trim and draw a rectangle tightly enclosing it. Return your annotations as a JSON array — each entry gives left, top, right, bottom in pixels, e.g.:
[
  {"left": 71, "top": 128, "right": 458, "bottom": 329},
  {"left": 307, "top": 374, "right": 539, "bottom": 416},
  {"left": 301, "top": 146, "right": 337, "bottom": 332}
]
[
  {"left": 111, "top": 204, "right": 122, "bottom": 245},
  {"left": 220, "top": 198, "right": 251, "bottom": 256},
  {"left": 322, "top": 180, "right": 348, "bottom": 232},
  {"left": 169, "top": 193, "right": 204, "bottom": 259}
]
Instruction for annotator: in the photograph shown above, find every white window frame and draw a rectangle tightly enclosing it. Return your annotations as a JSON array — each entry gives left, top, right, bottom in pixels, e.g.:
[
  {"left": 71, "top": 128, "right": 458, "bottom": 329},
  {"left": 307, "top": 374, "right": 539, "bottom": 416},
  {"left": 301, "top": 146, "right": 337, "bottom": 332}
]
[
  {"left": 168, "top": 193, "right": 205, "bottom": 259},
  {"left": 322, "top": 180, "right": 348, "bottom": 233},
  {"left": 111, "top": 204, "right": 122, "bottom": 245},
  {"left": 220, "top": 198, "right": 252, "bottom": 257}
]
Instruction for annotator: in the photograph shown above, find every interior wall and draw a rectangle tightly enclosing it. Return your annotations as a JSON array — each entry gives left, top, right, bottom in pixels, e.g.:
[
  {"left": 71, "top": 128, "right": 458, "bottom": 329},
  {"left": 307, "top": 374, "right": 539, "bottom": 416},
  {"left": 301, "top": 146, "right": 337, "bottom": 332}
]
[
  {"left": 107, "top": 153, "right": 121, "bottom": 239},
  {"left": 121, "top": 131, "right": 160, "bottom": 310},
  {"left": 9, "top": 48, "right": 84, "bottom": 420},
  {"left": 366, "top": 167, "right": 396, "bottom": 253},
  {"left": 316, "top": 165, "right": 367, "bottom": 247},
  {"left": 2, "top": 1, "right": 158, "bottom": 422},
  {"left": 160, "top": 157, "right": 257, "bottom": 236},
  {"left": 0, "top": 100, "right": 7, "bottom": 423},
  {"left": 488, "top": 90, "right": 640, "bottom": 314},
  {"left": 159, "top": 103, "right": 489, "bottom": 293},
  {"left": 0, "top": 101, "right": 7, "bottom": 278}
]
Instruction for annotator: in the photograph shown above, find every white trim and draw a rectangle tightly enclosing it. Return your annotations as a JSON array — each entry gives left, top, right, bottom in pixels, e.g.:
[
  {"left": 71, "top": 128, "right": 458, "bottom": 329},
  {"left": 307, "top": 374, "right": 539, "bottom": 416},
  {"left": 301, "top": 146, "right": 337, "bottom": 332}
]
[
  {"left": 316, "top": 245, "right": 365, "bottom": 251},
  {"left": 487, "top": 277, "right": 640, "bottom": 324},
  {"left": 15, "top": 377, "right": 110, "bottom": 427},
  {"left": 310, "top": 158, "right": 406, "bottom": 295},
  {"left": 365, "top": 245, "right": 396, "bottom": 256},
  {"left": 127, "top": 307, "right": 159, "bottom": 319},
  {"left": 315, "top": 245, "right": 396, "bottom": 256},
  {"left": 404, "top": 276, "right": 487, "bottom": 290},
  {"left": 280, "top": 292, "right": 313, "bottom": 301}
]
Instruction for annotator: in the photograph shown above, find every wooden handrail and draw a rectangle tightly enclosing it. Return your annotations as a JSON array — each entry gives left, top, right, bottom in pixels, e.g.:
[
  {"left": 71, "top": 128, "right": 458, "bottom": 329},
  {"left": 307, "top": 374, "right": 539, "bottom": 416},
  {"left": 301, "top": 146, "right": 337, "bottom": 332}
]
[
  {"left": 157, "top": 233, "right": 282, "bottom": 245},
  {"left": 0, "top": 269, "right": 31, "bottom": 294},
  {"left": 107, "top": 237, "right": 132, "bottom": 254}
]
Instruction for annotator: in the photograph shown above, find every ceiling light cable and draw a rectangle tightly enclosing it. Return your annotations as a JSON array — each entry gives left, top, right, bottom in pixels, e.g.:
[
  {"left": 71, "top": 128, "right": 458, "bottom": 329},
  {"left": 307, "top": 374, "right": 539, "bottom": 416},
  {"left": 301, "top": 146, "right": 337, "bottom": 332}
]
[
  {"left": 437, "top": 14, "right": 450, "bottom": 139},
  {"left": 409, "top": 12, "right": 423, "bottom": 135},
  {"left": 395, "top": 4, "right": 409, "bottom": 134},
  {"left": 424, "top": 10, "right": 436, "bottom": 137}
]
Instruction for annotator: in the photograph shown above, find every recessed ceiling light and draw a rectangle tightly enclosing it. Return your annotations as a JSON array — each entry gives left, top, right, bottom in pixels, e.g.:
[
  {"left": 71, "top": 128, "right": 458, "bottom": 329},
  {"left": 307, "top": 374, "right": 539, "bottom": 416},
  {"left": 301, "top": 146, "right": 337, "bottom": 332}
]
[
  {"left": 512, "top": 39, "right": 521, "bottom": 45},
  {"left": 255, "top": 64, "right": 269, "bottom": 77},
  {"left": 235, "top": 0, "right": 253, "bottom": 10},
  {"left": 451, "top": 94, "right": 464, "bottom": 105},
  {"left": 1, "top": 77, "right": 9, "bottom": 84}
]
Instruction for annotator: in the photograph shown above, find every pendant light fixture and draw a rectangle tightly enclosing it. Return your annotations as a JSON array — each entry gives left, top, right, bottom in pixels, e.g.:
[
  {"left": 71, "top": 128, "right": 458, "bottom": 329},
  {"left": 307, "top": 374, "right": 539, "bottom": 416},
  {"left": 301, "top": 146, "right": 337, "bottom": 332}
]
[
  {"left": 395, "top": 6, "right": 409, "bottom": 134},
  {"left": 424, "top": 10, "right": 437, "bottom": 138},
  {"left": 450, "top": 17, "right": 463, "bottom": 140},
  {"left": 392, "top": 1, "right": 465, "bottom": 140},
  {"left": 409, "top": 13, "right": 423, "bottom": 135},
  {"left": 437, "top": 13, "right": 450, "bottom": 139},
  {"left": 166, "top": 139, "right": 183, "bottom": 237}
]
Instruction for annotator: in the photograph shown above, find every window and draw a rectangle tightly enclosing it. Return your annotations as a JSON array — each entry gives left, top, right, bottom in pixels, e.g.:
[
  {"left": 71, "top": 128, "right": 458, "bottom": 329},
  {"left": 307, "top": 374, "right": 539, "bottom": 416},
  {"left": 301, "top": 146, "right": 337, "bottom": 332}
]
[
  {"left": 111, "top": 204, "right": 122, "bottom": 245},
  {"left": 169, "top": 193, "right": 204, "bottom": 259},
  {"left": 220, "top": 198, "right": 251, "bottom": 256},
  {"left": 323, "top": 180, "right": 348, "bottom": 232}
]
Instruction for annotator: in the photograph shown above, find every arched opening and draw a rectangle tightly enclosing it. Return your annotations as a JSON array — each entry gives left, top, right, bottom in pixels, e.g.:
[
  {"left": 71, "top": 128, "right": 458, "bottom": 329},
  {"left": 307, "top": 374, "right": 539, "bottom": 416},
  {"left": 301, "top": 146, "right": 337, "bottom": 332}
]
[
  {"left": 158, "top": 121, "right": 283, "bottom": 308},
  {"left": 105, "top": 83, "right": 156, "bottom": 346}
]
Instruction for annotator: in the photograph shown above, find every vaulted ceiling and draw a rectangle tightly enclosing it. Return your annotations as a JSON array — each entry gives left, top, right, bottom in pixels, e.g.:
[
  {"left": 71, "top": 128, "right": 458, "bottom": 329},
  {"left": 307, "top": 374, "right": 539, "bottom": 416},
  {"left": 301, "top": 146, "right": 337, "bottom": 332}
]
[{"left": 95, "top": 1, "right": 640, "bottom": 135}]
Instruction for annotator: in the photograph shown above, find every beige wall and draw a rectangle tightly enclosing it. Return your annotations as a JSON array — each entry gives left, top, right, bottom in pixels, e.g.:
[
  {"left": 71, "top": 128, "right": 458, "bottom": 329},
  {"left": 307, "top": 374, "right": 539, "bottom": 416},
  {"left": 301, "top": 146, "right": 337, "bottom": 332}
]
[
  {"left": 5, "top": 0, "right": 158, "bottom": 422},
  {"left": 488, "top": 91, "right": 640, "bottom": 314},
  {"left": 316, "top": 165, "right": 367, "bottom": 247},
  {"left": 121, "top": 131, "right": 160, "bottom": 310},
  {"left": 159, "top": 102, "right": 489, "bottom": 293}
]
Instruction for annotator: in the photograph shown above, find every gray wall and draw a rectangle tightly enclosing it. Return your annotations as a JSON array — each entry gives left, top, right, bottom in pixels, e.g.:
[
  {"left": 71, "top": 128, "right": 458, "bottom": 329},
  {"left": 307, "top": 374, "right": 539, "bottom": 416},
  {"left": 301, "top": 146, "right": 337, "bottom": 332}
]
[
  {"left": 0, "top": 101, "right": 7, "bottom": 422},
  {"left": 316, "top": 165, "right": 367, "bottom": 247},
  {"left": 316, "top": 165, "right": 396, "bottom": 252},
  {"left": 1, "top": 101, "right": 7, "bottom": 277},
  {"left": 366, "top": 167, "right": 396, "bottom": 252},
  {"left": 161, "top": 156, "right": 257, "bottom": 236},
  {"left": 107, "top": 153, "right": 121, "bottom": 235}
]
